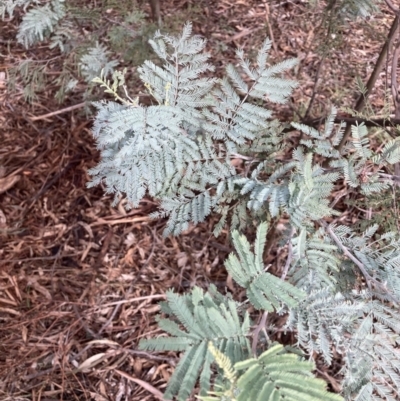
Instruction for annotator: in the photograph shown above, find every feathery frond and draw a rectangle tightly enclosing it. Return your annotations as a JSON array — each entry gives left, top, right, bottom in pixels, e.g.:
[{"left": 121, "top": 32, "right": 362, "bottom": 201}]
[
  {"left": 16, "top": 0, "right": 66, "bottom": 48},
  {"left": 225, "top": 222, "right": 305, "bottom": 312},
  {"left": 139, "top": 286, "right": 251, "bottom": 400}
]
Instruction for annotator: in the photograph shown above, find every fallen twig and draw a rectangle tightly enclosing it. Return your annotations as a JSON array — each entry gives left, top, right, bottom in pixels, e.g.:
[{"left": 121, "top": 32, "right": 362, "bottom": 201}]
[
  {"left": 115, "top": 369, "right": 164, "bottom": 400},
  {"left": 30, "top": 102, "right": 86, "bottom": 121}
]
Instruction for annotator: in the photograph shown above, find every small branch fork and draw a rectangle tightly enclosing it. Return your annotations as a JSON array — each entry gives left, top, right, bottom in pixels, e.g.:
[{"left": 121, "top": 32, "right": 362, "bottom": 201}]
[
  {"left": 319, "top": 221, "right": 372, "bottom": 289},
  {"left": 318, "top": 220, "right": 388, "bottom": 294},
  {"left": 337, "top": 13, "right": 400, "bottom": 151}
]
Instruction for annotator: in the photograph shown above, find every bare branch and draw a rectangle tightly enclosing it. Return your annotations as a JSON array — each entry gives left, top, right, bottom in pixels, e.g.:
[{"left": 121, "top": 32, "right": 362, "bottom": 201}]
[
  {"left": 252, "top": 311, "right": 268, "bottom": 356},
  {"left": 281, "top": 228, "right": 295, "bottom": 281},
  {"left": 319, "top": 220, "right": 374, "bottom": 291},
  {"left": 30, "top": 102, "right": 86, "bottom": 121},
  {"left": 392, "top": 37, "right": 400, "bottom": 118},
  {"left": 286, "top": 114, "right": 399, "bottom": 138},
  {"left": 337, "top": 16, "right": 400, "bottom": 151},
  {"left": 385, "top": 0, "right": 399, "bottom": 14}
]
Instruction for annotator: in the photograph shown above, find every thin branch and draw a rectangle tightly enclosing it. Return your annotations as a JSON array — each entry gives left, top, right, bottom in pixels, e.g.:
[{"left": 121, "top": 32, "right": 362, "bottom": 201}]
[
  {"left": 310, "top": 114, "right": 400, "bottom": 127},
  {"left": 263, "top": 1, "right": 278, "bottom": 54},
  {"left": 319, "top": 220, "right": 382, "bottom": 292},
  {"left": 252, "top": 311, "right": 268, "bottom": 356},
  {"left": 115, "top": 369, "right": 164, "bottom": 400},
  {"left": 92, "top": 294, "right": 166, "bottom": 308},
  {"left": 281, "top": 228, "right": 295, "bottom": 281},
  {"left": 287, "top": 114, "right": 398, "bottom": 138},
  {"left": 378, "top": 172, "right": 400, "bottom": 180},
  {"left": 385, "top": 0, "right": 399, "bottom": 14},
  {"left": 230, "top": 153, "right": 261, "bottom": 162},
  {"left": 392, "top": 35, "right": 400, "bottom": 118},
  {"left": 303, "top": 59, "right": 324, "bottom": 121},
  {"left": 30, "top": 102, "right": 86, "bottom": 121},
  {"left": 337, "top": 15, "right": 400, "bottom": 151}
]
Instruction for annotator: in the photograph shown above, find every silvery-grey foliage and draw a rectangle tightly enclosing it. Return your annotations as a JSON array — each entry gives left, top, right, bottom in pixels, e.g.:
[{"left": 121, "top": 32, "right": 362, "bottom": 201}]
[
  {"left": 89, "top": 23, "right": 400, "bottom": 400},
  {"left": 2, "top": 0, "right": 396, "bottom": 397}
]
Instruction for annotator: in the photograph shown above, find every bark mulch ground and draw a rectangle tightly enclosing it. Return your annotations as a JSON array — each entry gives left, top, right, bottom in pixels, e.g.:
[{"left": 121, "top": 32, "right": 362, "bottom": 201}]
[{"left": 0, "top": 1, "right": 397, "bottom": 399}]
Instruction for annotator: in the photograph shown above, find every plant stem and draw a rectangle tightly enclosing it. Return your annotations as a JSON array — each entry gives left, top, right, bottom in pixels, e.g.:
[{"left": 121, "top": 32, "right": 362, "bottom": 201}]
[{"left": 337, "top": 15, "right": 400, "bottom": 151}]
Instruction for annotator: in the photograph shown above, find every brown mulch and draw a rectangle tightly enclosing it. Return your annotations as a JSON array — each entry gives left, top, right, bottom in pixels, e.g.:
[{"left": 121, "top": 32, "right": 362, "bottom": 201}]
[{"left": 0, "top": 0, "right": 397, "bottom": 400}]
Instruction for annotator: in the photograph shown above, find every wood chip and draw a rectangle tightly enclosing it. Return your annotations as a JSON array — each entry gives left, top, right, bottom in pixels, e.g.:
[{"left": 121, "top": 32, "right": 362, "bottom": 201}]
[{"left": 0, "top": 174, "right": 20, "bottom": 194}]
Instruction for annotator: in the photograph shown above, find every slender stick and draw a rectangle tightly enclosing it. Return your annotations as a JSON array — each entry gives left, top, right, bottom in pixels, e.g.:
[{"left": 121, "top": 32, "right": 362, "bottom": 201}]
[
  {"left": 384, "top": 0, "right": 399, "bottom": 14},
  {"left": 320, "top": 220, "right": 375, "bottom": 292},
  {"left": 286, "top": 114, "right": 399, "bottom": 138},
  {"left": 391, "top": 34, "right": 400, "bottom": 118},
  {"left": 30, "top": 102, "right": 86, "bottom": 121},
  {"left": 281, "top": 228, "right": 295, "bottom": 281},
  {"left": 337, "top": 16, "right": 400, "bottom": 151},
  {"left": 303, "top": 60, "right": 324, "bottom": 121},
  {"left": 252, "top": 311, "right": 268, "bottom": 356},
  {"left": 115, "top": 369, "right": 164, "bottom": 400}
]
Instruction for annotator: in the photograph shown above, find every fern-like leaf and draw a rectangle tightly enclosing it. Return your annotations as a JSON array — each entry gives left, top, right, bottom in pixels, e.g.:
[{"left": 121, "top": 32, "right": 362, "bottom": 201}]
[
  {"left": 225, "top": 222, "right": 305, "bottom": 312},
  {"left": 233, "top": 344, "right": 343, "bottom": 401},
  {"left": 139, "top": 285, "right": 251, "bottom": 401},
  {"left": 16, "top": 0, "right": 66, "bottom": 47}
]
